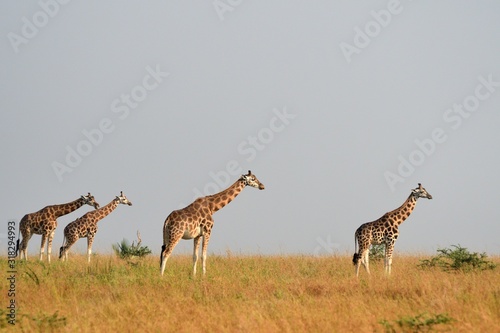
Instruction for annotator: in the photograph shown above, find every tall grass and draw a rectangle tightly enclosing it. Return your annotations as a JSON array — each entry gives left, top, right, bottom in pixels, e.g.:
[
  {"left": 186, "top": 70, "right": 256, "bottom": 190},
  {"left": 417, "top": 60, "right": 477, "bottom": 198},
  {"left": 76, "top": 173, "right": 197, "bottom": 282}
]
[{"left": 1, "top": 254, "right": 499, "bottom": 332}]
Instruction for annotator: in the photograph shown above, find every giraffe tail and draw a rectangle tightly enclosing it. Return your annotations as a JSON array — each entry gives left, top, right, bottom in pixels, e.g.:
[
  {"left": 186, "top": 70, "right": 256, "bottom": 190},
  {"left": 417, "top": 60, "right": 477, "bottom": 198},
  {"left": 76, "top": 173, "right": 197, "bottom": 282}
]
[
  {"left": 15, "top": 225, "right": 20, "bottom": 256},
  {"left": 352, "top": 233, "right": 360, "bottom": 265},
  {"left": 160, "top": 244, "right": 166, "bottom": 268}
]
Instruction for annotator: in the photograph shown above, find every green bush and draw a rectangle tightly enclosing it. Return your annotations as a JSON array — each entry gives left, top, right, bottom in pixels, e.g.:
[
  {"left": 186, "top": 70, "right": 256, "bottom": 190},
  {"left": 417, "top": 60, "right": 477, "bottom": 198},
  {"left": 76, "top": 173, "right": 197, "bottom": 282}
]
[
  {"left": 113, "top": 231, "right": 151, "bottom": 259},
  {"left": 419, "top": 244, "right": 496, "bottom": 272},
  {"left": 380, "top": 312, "right": 454, "bottom": 333}
]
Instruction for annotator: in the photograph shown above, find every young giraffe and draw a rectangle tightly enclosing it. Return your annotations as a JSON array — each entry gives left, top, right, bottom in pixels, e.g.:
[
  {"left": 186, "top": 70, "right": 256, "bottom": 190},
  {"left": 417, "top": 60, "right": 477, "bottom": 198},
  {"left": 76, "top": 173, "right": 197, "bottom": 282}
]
[
  {"left": 17, "top": 193, "right": 100, "bottom": 263},
  {"left": 160, "top": 170, "right": 265, "bottom": 276},
  {"left": 59, "top": 191, "right": 132, "bottom": 263},
  {"left": 353, "top": 183, "right": 432, "bottom": 277}
]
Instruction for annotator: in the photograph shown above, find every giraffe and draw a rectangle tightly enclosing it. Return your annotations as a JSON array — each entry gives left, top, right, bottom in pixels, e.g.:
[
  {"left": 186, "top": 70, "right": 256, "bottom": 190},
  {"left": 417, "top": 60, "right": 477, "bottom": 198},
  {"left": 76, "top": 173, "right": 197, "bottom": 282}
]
[
  {"left": 353, "top": 183, "right": 432, "bottom": 277},
  {"left": 59, "top": 191, "right": 132, "bottom": 262},
  {"left": 160, "top": 170, "right": 265, "bottom": 276},
  {"left": 17, "top": 193, "right": 100, "bottom": 263}
]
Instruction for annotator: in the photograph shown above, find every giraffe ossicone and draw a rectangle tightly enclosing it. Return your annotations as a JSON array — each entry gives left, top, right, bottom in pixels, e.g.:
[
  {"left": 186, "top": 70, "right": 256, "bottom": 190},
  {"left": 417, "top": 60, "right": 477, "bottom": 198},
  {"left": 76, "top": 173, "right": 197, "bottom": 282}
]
[
  {"left": 352, "top": 183, "right": 432, "bottom": 277},
  {"left": 160, "top": 170, "right": 265, "bottom": 276},
  {"left": 59, "top": 191, "right": 132, "bottom": 263},
  {"left": 16, "top": 193, "right": 99, "bottom": 263}
]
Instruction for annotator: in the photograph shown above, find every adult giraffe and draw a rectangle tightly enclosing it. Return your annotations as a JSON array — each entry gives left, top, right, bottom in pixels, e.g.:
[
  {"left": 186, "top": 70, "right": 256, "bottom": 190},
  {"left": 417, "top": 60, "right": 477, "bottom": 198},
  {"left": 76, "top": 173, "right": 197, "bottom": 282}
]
[
  {"left": 160, "top": 170, "right": 265, "bottom": 276},
  {"left": 59, "top": 191, "right": 132, "bottom": 262},
  {"left": 353, "top": 183, "right": 432, "bottom": 276}
]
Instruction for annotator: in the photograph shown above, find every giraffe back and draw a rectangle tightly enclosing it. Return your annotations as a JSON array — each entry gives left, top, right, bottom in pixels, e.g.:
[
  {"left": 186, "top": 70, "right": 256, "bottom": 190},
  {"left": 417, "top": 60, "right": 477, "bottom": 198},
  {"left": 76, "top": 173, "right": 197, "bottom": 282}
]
[
  {"left": 20, "top": 207, "right": 56, "bottom": 234},
  {"left": 355, "top": 215, "right": 400, "bottom": 246}
]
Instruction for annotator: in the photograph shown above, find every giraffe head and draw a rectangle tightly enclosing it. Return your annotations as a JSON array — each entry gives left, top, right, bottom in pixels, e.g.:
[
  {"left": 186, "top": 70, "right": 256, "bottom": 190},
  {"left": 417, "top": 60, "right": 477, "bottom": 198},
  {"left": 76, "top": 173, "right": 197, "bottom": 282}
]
[
  {"left": 241, "top": 170, "right": 265, "bottom": 190},
  {"left": 81, "top": 193, "right": 100, "bottom": 209},
  {"left": 411, "top": 183, "right": 432, "bottom": 200},
  {"left": 115, "top": 191, "right": 133, "bottom": 206}
]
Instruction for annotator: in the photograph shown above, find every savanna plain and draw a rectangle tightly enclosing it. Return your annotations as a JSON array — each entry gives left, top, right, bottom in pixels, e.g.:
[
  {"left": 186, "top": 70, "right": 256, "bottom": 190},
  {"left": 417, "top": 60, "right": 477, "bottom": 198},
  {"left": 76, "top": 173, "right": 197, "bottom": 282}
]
[{"left": 1, "top": 254, "right": 499, "bottom": 332}]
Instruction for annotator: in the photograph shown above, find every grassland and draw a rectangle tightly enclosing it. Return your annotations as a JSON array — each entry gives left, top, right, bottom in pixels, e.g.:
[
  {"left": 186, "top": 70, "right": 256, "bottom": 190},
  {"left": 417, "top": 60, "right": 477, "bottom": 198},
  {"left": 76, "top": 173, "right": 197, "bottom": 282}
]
[{"left": 1, "top": 254, "right": 499, "bottom": 332}]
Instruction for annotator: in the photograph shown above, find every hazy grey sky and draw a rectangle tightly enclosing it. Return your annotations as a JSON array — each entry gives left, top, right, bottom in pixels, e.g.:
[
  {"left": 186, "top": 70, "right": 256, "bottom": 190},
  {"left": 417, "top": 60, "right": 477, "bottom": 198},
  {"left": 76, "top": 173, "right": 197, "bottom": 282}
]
[{"left": 2, "top": 1, "right": 500, "bottom": 258}]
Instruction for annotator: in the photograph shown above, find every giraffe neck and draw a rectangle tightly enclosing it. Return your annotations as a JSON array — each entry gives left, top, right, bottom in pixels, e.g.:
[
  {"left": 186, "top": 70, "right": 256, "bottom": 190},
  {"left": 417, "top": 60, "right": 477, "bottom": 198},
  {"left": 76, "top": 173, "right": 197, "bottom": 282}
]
[
  {"left": 207, "top": 179, "right": 246, "bottom": 213},
  {"left": 86, "top": 199, "right": 119, "bottom": 223},
  {"left": 385, "top": 194, "right": 418, "bottom": 226},
  {"left": 51, "top": 197, "right": 87, "bottom": 218}
]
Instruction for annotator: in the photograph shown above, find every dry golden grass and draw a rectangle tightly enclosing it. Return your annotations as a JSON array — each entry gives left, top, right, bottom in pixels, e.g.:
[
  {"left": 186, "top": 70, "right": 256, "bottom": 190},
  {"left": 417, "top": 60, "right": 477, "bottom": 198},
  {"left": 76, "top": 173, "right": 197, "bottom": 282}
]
[{"left": 1, "top": 254, "right": 499, "bottom": 332}]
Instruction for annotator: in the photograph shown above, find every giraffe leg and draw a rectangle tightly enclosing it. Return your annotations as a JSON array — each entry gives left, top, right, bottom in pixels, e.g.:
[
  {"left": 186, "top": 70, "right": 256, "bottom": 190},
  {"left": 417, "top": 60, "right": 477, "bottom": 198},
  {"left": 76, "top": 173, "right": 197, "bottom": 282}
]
[
  {"left": 60, "top": 246, "right": 68, "bottom": 261},
  {"left": 59, "top": 245, "right": 64, "bottom": 260},
  {"left": 160, "top": 235, "right": 182, "bottom": 276},
  {"left": 352, "top": 248, "right": 363, "bottom": 277},
  {"left": 192, "top": 236, "right": 201, "bottom": 276},
  {"left": 386, "top": 257, "right": 393, "bottom": 275},
  {"left": 60, "top": 237, "right": 77, "bottom": 262},
  {"left": 355, "top": 244, "right": 370, "bottom": 277},
  {"left": 87, "top": 236, "right": 94, "bottom": 263},
  {"left": 361, "top": 249, "right": 370, "bottom": 275},
  {"left": 201, "top": 232, "right": 211, "bottom": 276},
  {"left": 385, "top": 242, "right": 395, "bottom": 275},
  {"left": 64, "top": 244, "right": 71, "bottom": 261},
  {"left": 40, "top": 233, "right": 48, "bottom": 261},
  {"left": 355, "top": 256, "right": 365, "bottom": 277},
  {"left": 19, "top": 231, "right": 32, "bottom": 260},
  {"left": 47, "top": 230, "right": 55, "bottom": 264},
  {"left": 354, "top": 250, "right": 362, "bottom": 277}
]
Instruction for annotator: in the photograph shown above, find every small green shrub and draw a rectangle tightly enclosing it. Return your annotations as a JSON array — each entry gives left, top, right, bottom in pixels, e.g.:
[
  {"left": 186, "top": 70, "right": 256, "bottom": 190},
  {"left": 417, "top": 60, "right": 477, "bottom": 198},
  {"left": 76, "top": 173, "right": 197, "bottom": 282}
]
[
  {"left": 419, "top": 244, "right": 496, "bottom": 272},
  {"left": 113, "top": 231, "right": 151, "bottom": 259},
  {"left": 25, "top": 311, "right": 67, "bottom": 331},
  {"left": 369, "top": 244, "right": 386, "bottom": 262},
  {"left": 380, "top": 312, "right": 454, "bottom": 332}
]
